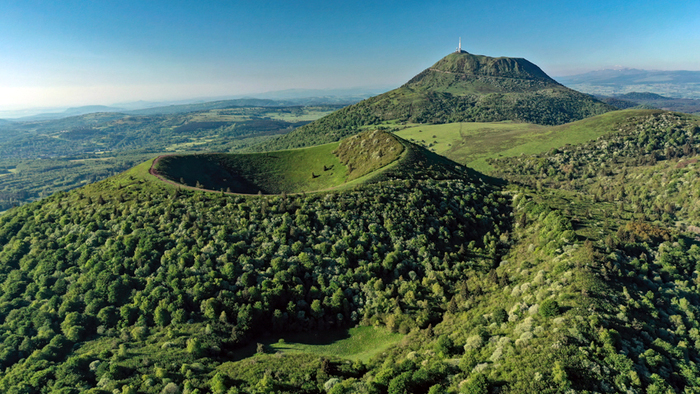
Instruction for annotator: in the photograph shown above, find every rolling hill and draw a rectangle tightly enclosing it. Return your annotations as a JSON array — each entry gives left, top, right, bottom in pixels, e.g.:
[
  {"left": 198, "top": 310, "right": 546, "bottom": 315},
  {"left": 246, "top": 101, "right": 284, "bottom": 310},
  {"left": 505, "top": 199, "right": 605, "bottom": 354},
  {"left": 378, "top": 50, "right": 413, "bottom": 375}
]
[
  {"left": 557, "top": 68, "right": 700, "bottom": 99},
  {"left": 258, "top": 51, "right": 614, "bottom": 150},
  {"left": 394, "top": 109, "right": 679, "bottom": 172},
  {"left": 598, "top": 93, "right": 700, "bottom": 115}
]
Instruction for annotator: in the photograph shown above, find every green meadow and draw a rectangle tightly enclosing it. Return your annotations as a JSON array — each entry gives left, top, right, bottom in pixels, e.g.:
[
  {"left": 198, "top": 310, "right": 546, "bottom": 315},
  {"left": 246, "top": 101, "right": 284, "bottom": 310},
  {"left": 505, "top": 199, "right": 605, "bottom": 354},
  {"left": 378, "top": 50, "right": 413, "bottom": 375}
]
[
  {"left": 268, "top": 326, "right": 405, "bottom": 362},
  {"left": 396, "top": 109, "right": 664, "bottom": 172}
]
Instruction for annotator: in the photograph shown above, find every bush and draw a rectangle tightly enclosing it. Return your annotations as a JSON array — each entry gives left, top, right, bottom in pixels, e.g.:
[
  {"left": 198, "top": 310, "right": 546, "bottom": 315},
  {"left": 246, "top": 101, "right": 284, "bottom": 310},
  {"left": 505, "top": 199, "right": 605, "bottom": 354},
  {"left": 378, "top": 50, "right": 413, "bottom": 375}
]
[
  {"left": 434, "top": 335, "right": 454, "bottom": 356},
  {"left": 461, "top": 373, "right": 488, "bottom": 394},
  {"left": 493, "top": 308, "right": 507, "bottom": 323},
  {"left": 539, "top": 299, "right": 560, "bottom": 318}
]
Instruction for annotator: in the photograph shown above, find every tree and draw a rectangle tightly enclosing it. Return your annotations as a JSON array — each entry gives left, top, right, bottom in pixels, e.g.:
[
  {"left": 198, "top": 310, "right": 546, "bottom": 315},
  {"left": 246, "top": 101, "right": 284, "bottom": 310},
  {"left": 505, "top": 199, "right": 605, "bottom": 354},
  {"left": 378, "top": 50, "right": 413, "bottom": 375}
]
[
  {"left": 210, "top": 373, "right": 228, "bottom": 394},
  {"left": 461, "top": 373, "right": 488, "bottom": 394},
  {"left": 447, "top": 297, "right": 458, "bottom": 314},
  {"left": 388, "top": 371, "right": 412, "bottom": 394},
  {"left": 428, "top": 385, "right": 446, "bottom": 394},
  {"left": 539, "top": 299, "right": 559, "bottom": 318},
  {"left": 60, "top": 312, "right": 83, "bottom": 342},
  {"left": 154, "top": 306, "right": 171, "bottom": 327},
  {"left": 434, "top": 335, "right": 454, "bottom": 356},
  {"left": 186, "top": 337, "right": 202, "bottom": 357},
  {"left": 311, "top": 299, "right": 324, "bottom": 318}
]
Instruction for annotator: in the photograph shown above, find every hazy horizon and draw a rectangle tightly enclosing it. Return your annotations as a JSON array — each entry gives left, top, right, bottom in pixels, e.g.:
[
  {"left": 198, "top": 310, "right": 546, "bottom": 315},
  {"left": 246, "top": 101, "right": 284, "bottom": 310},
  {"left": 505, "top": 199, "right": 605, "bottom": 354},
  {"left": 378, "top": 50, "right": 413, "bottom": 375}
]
[{"left": 2, "top": 0, "right": 699, "bottom": 110}]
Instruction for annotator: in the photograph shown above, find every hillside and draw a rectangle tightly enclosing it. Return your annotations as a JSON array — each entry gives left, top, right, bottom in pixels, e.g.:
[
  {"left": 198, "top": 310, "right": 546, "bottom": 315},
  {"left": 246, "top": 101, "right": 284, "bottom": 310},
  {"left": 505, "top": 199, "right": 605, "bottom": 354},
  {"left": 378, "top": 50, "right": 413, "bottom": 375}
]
[
  {"left": 0, "top": 134, "right": 508, "bottom": 393},
  {"left": 4, "top": 108, "right": 700, "bottom": 393},
  {"left": 3, "top": 102, "right": 700, "bottom": 392},
  {"left": 257, "top": 51, "right": 613, "bottom": 150},
  {"left": 152, "top": 130, "right": 405, "bottom": 194},
  {"left": 394, "top": 109, "right": 675, "bottom": 172}
]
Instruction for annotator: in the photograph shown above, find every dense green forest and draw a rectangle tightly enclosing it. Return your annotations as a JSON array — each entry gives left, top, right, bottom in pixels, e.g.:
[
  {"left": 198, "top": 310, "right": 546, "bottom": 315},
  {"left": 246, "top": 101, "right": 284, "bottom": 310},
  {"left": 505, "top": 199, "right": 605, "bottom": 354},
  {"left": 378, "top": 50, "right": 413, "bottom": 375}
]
[{"left": 0, "top": 138, "right": 514, "bottom": 393}]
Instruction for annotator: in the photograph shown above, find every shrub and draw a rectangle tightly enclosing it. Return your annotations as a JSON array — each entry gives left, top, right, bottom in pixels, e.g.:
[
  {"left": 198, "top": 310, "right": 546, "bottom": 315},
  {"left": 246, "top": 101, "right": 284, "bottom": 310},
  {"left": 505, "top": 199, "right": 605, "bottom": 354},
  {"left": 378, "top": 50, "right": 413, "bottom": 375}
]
[{"left": 539, "top": 299, "right": 560, "bottom": 318}]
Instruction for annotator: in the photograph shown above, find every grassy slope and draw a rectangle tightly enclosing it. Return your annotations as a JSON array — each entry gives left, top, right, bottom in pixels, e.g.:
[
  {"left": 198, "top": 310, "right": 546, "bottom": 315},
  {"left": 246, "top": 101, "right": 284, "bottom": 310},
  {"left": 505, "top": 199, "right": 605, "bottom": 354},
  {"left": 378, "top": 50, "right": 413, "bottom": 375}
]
[
  {"left": 268, "top": 326, "right": 404, "bottom": 362},
  {"left": 155, "top": 143, "right": 349, "bottom": 194},
  {"left": 217, "top": 326, "right": 404, "bottom": 367},
  {"left": 396, "top": 109, "right": 664, "bottom": 172},
  {"left": 153, "top": 130, "right": 405, "bottom": 194}
]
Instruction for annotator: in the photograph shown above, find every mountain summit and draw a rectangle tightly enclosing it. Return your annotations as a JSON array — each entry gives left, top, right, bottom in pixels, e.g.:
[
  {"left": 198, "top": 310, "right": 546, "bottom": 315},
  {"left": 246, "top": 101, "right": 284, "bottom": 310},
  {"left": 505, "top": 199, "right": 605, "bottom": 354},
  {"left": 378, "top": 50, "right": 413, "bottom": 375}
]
[
  {"left": 258, "top": 51, "right": 614, "bottom": 150},
  {"left": 424, "top": 52, "right": 553, "bottom": 81}
]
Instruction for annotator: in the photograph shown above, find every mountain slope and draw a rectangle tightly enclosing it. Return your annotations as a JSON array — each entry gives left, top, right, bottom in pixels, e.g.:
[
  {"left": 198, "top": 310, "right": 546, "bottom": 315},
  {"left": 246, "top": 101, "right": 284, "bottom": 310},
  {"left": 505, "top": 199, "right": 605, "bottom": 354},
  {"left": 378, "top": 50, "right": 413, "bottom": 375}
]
[
  {"left": 0, "top": 134, "right": 507, "bottom": 393},
  {"left": 258, "top": 52, "right": 614, "bottom": 150},
  {"left": 394, "top": 109, "right": 672, "bottom": 172}
]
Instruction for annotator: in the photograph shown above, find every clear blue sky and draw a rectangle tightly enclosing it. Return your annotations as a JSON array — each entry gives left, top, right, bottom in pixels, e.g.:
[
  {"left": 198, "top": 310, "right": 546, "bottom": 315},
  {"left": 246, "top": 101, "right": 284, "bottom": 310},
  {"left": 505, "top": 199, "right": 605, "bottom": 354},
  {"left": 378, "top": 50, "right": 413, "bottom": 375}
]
[{"left": 1, "top": 0, "right": 699, "bottom": 109}]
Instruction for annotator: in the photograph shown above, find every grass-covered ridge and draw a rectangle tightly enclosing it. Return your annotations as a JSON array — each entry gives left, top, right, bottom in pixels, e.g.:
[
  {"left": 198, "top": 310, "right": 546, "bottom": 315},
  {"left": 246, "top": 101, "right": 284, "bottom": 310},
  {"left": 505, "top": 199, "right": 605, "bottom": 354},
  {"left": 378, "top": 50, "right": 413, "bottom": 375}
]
[
  {"left": 395, "top": 109, "right": 668, "bottom": 172},
  {"left": 153, "top": 130, "right": 404, "bottom": 194}
]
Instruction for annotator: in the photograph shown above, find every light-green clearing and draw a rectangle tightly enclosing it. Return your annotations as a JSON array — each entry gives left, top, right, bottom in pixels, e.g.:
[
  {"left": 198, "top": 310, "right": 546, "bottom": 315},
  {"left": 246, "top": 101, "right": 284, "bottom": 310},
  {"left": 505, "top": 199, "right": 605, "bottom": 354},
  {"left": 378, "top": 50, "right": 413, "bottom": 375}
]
[
  {"left": 266, "top": 109, "right": 339, "bottom": 122},
  {"left": 0, "top": 168, "right": 18, "bottom": 178},
  {"left": 395, "top": 109, "right": 665, "bottom": 173},
  {"left": 267, "top": 326, "right": 404, "bottom": 362},
  {"left": 219, "top": 326, "right": 404, "bottom": 366},
  {"left": 165, "top": 137, "right": 220, "bottom": 151}
]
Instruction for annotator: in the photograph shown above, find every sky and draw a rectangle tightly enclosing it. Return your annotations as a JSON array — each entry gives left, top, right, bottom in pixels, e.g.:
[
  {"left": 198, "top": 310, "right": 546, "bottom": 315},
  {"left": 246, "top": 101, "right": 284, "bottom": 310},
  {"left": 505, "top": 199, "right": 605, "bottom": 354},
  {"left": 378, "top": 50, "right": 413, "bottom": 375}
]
[{"left": 1, "top": 0, "right": 699, "bottom": 110}]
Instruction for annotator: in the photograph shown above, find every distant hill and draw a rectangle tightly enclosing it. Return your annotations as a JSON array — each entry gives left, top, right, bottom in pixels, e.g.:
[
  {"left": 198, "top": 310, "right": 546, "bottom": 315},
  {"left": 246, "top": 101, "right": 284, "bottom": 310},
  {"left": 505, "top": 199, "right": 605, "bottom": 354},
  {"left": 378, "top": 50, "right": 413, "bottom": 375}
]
[
  {"left": 1, "top": 94, "right": 369, "bottom": 121},
  {"left": 14, "top": 105, "right": 125, "bottom": 121},
  {"left": 557, "top": 68, "right": 700, "bottom": 99},
  {"left": 123, "top": 98, "right": 287, "bottom": 116},
  {"left": 616, "top": 92, "right": 670, "bottom": 101},
  {"left": 596, "top": 91, "right": 700, "bottom": 114},
  {"left": 599, "top": 97, "right": 640, "bottom": 110},
  {"left": 258, "top": 51, "right": 613, "bottom": 150},
  {"left": 106, "top": 98, "right": 362, "bottom": 117}
]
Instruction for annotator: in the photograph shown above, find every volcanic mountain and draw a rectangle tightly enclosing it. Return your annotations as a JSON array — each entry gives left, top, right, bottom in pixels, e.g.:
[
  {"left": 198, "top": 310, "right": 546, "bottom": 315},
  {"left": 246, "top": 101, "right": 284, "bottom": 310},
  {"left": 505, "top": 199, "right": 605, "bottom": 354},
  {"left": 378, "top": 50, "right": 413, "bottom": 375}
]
[{"left": 258, "top": 51, "right": 614, "bottom": 150}]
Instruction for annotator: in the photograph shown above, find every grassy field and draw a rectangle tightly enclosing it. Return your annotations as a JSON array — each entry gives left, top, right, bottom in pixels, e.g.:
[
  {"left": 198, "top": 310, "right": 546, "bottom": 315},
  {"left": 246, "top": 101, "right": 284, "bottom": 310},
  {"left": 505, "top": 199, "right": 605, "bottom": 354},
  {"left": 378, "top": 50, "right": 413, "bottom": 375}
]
[
  {"left": 267, "top": 326, "right": 404, "bottom": 362},
  {"left": 395, "top": 109, "right": 663, "bottom": 173},
  {"left": 220, "top": 326, "right": 404, "bottom": 365},
  {"left": 164, "top": 136, "right": 220, "bottom": 151},
  {"left": 266, "top": 108, "right": 340, "bottom": 122}
]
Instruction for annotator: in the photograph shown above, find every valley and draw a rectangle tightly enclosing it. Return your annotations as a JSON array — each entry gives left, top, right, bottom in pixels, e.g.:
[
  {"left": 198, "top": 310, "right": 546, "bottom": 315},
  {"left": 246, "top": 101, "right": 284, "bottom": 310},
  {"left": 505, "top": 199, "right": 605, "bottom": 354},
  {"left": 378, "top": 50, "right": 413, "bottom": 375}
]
[{"left": 0, "top": 104, "right": 343, "bottom": 210}]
